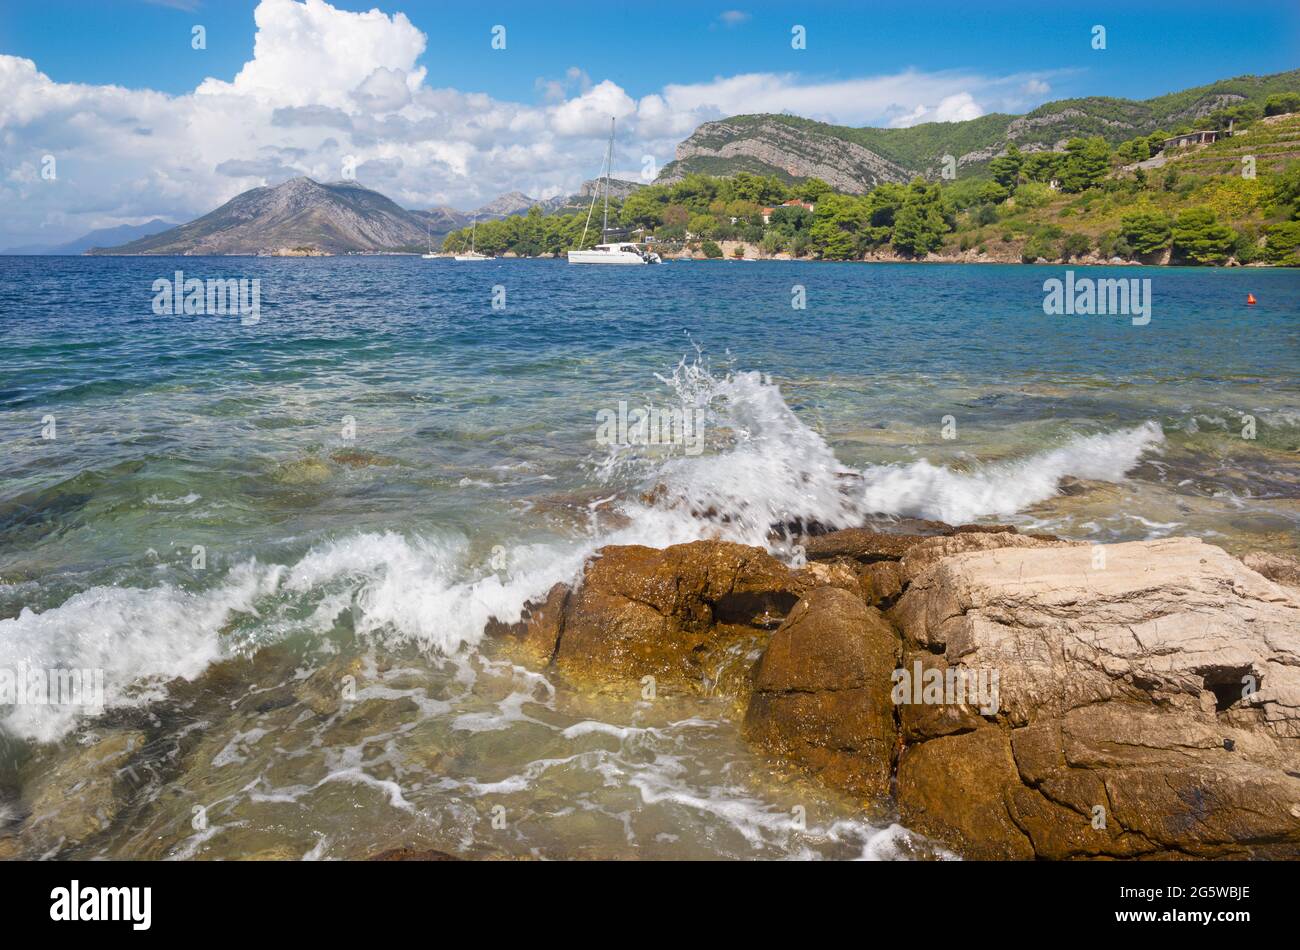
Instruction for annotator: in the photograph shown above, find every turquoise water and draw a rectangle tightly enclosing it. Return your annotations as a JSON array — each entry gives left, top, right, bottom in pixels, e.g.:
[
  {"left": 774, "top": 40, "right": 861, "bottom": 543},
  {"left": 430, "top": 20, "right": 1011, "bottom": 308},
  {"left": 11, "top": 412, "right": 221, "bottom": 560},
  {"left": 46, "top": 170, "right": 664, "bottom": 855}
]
[{"left": 0, "top": 257, "right": 1296, "bottom": 859}]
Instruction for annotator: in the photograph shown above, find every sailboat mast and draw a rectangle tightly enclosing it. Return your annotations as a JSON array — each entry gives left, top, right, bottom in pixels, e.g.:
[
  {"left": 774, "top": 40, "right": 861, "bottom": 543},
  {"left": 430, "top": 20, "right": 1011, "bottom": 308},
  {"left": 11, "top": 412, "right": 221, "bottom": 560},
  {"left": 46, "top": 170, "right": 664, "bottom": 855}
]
[{"left": 602, "top": 116, "right": 614, "bottom": 238}]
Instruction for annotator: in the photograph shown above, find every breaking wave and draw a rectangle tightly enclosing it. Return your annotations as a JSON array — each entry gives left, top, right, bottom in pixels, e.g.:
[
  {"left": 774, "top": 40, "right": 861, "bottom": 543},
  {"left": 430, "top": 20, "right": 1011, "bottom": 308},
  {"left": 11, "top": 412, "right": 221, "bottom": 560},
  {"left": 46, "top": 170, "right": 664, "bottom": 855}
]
[{"left": 0, "top": 360, "right": 1164, "bottom": 741}]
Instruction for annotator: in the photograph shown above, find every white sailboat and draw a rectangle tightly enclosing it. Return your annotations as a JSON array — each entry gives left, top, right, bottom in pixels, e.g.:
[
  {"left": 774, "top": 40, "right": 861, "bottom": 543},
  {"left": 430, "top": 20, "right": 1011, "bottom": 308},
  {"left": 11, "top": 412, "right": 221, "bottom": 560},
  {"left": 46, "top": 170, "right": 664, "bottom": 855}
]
[
  {"left": 454, "top": 216, "right": 489, "bottom": 261},
  {"left": 568, "top": 117, "right": 660, "bottom": 265},
  {"left": 421, "top": 222, "right": 438, "bottom": 259}
]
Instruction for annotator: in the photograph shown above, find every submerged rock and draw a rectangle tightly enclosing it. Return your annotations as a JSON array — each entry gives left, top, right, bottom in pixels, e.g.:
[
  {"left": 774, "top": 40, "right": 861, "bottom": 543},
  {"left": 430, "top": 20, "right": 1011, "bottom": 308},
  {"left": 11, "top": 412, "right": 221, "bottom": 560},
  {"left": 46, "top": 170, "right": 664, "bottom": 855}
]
[
  {"left": 368, "top": 847, "right": 460, "bottom": 861},
  {"left": 19, "top": 731, "right": 147, "bottom": 854}
]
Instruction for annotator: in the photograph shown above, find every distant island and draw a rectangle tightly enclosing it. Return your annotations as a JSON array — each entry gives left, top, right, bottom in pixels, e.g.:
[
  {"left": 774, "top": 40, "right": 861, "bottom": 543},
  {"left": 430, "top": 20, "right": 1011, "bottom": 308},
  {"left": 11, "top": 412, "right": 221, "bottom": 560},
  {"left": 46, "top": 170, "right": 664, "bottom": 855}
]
[{"left": 81, "top": 70, "right": 1300, "bottom": 266}]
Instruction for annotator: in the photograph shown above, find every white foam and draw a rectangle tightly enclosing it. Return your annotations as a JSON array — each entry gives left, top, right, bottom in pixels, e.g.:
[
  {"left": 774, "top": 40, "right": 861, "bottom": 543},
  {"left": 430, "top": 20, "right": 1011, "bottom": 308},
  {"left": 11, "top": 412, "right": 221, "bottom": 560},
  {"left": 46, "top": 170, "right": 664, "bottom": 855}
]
[
  {"left": 1, "top": 359, "right": 1168, "bottom": 743},
  {"left": 0, "top": 560, "right": 283, "bottom": 743},
  {"left": 856, "top": 421, "right": 1165, "bottom": 524}
]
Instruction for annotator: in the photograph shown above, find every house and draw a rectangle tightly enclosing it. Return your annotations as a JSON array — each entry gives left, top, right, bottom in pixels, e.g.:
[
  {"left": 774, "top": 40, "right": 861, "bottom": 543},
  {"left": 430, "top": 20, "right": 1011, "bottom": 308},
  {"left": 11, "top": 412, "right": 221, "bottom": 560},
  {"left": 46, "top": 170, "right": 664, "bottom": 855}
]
[
  {"left": 761, "top": 199, "right": 816, "bottom": 225},
  {"left": 1161, "top": 130, "right": 1219, "bottom": 151}
]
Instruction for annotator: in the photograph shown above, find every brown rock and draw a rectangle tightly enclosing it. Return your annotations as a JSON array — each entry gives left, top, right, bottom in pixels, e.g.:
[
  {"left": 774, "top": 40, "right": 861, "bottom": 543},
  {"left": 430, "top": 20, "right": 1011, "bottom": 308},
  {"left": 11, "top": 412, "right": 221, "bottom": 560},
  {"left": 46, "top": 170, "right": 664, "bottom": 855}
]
[
  {"left": 890, "top": 537, "right": 1300, "bottom": 859},
  {"left": 793, "top": 559, "right": 862, "bottom": 597},
  {"left": 745, "top": 587, "right": 899, "bottom": 799},
  {"left": 895, "top": 651, "right": 987, "bottom": 741},
  {"left": 1242, "top": 551, "right": 1300, "bottom": 591},
  {"left": 20, "top": 731, "right": 147, "bottom": 853},
  {"left": 552, "top": 540, "right": 803, "bottom": 688},
  {"left": 499, "top": 582, "right": 570, "bottom": 664},
  {"left": 799, "top": 528, "right": 922, "bottom": 562},
  {"left": 858, "top": 560, "right": 904, "bottom": 606},
  {"left": 896, "top": 530, "right": 1070, "bottom": 585},
  {"left": 369, "top": 847, "right": 460, "bottom": 861},
  {"left": 896, "top": 727, "right": 1035, "bottom": 860}
]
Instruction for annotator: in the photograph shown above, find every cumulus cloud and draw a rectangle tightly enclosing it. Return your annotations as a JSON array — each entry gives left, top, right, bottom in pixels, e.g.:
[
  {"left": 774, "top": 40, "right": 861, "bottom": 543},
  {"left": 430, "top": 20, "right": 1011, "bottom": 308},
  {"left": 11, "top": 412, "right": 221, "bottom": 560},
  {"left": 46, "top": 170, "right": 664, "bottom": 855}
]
[
  {"left": 0, "top": 0, "right": 1059, "bottom": 246},
  {"left": 887, "top": 91, "right": 986, "bottom": 128}
]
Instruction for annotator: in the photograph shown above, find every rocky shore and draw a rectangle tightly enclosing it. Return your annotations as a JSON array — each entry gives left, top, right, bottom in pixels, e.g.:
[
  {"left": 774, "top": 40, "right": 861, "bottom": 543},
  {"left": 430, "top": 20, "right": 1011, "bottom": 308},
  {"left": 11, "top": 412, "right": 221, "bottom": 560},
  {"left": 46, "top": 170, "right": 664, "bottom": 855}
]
[
  {"left": 499, "top": 524, "right": 1300, "bottom": 859},
  {"left": 3, "top": 522, "right": 1297, "bottom": 861}
]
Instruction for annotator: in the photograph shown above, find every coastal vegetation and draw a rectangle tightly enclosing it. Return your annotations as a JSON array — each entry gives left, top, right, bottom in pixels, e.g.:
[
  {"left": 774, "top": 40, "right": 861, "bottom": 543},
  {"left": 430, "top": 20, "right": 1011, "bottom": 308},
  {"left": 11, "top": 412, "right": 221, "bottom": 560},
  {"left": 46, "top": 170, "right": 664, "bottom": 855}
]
[{"left": 443, "top": 111, "right": 1300, "bottom": 265}]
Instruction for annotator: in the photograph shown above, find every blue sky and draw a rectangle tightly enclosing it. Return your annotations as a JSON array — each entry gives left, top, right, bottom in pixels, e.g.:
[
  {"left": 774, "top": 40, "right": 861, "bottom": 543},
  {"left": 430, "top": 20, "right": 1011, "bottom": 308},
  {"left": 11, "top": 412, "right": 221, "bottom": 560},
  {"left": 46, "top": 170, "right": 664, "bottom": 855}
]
[
  {"left": 3, "top": 0, "right": 1297, "bottom": 105},
  {"left": 0, "top": 0, "right": 1296, "bottom": 247}
]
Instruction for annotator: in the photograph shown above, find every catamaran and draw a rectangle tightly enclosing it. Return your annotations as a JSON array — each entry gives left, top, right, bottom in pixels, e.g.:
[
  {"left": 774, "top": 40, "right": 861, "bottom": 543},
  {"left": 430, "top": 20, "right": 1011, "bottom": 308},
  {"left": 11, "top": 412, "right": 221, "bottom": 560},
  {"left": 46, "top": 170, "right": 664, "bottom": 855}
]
[
  {"left": 454, "top": 216, "right": 490, "bottom": 261},
  {"left": 568, "top": 117, "right": 660, "bottom": 265}
]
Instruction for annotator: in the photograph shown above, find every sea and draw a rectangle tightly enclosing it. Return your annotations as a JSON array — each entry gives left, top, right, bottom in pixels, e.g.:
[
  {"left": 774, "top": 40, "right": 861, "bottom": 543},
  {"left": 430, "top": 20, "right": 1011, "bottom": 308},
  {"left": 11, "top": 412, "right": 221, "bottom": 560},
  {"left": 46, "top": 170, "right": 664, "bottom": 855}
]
[{"left": 0, "top": 256, "right": 1296, "bottom": 859}]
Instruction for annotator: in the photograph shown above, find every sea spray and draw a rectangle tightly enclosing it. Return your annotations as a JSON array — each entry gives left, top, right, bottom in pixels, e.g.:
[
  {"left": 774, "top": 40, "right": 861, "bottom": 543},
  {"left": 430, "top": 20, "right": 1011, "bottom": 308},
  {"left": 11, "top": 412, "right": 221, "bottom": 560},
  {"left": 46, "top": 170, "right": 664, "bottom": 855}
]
[
  {"left": 857, "top": 421, "right": 1166, "bottom": 524},
  {"left": 0, "top": 360, "right": 1167, "bottom": 742}
]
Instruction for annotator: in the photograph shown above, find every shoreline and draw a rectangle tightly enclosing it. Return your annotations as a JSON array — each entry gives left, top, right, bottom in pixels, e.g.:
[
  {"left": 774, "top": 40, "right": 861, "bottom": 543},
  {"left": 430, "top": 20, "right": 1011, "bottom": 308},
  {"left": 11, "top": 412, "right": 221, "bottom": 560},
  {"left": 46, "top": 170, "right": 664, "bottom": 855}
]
[{"left": 8, "top": 252, "right": 1293, "bottom": 268}]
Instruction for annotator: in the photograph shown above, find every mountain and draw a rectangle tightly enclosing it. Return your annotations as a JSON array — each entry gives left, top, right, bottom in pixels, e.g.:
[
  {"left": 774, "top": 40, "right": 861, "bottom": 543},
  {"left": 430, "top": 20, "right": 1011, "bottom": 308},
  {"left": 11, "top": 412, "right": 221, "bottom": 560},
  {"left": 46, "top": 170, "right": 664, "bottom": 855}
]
[
  {"left": 92, "top": 177, "right": 436, "bottom": 255},
  {"left": 3, "top": 219, "right": 176, "bottom": 255},
  {"left": 85, "top": 177, "right": 619, "bottom": 255},
  {"left": 536, "top": 178, "right": 647, "bottom": 216},
  {"left": 471, "top": 191, "right": 538, "bottom": 219},
  {"left": 657, "top": 68, "right": 1300, "bottom": 191},
  {"left": 412, "top": 205, "right": 470, "bottom": 234}
]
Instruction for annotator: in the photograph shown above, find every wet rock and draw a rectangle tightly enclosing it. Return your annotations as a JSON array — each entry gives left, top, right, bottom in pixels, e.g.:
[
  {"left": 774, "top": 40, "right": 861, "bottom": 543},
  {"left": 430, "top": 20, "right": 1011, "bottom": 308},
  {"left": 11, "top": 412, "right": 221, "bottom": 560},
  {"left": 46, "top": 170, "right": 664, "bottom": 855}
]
[
  {"left": 744, "top": 587, "right": 899, "bottom": 799},
  {"left": 369, "top": 847, "right": 460, "bottom": 861},
  {"left": 897, "top": 727, "right": 1035, "bottom": 860},
  {"left": 495, "top": 583, "right": 570, "bottom": 665},
  {"left": 274, "top": 457, "right": 332, "bottom": 484},
  {"left": 792, "top": 559, "right": 861, "bottom": 597},
  {"left": 895, "top": 530, "right": 1070, "bottom": 585},
  {"left": 19, "top": 731, "right": 147, "bottom": 853},
  {"left": 329, "top": 449, "right": 398, "bottom": 469},
  {"left": 549, "top": 540, "right": 804, "bottom": 688},
  {"left": 322, "top": 697, "right": 420, "bottom": 746},
  {"left": 1242, "top": 551, "right": 1300, "bottom": 591},
  {"left": 294, "top": 655, "right": 366, "bottom": 717},
  {"left": 857, "top": 560, "right": 904, "bottom": 607},
  {"left": 896, "top": 652, "right": 987, "bottom": 741},
  {"left": 890, "top": 537, "right": 1300, "bottom": 859},
  {"left": 799, "top": 528, "right": 922, "bottom": 562}
]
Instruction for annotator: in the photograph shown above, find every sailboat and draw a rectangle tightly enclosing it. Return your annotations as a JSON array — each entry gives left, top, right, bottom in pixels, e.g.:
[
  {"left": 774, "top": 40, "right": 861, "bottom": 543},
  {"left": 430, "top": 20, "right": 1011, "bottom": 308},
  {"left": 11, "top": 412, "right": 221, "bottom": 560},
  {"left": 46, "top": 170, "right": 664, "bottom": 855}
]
[
  {"left": 568, "top": 117, "right": 660, "bottom": 265},
  {"left": 421, "top": 222, "right": 438, "bottom": 259},
  {"left": 454, "top": 216, "right": 489, "bottom": 261}
]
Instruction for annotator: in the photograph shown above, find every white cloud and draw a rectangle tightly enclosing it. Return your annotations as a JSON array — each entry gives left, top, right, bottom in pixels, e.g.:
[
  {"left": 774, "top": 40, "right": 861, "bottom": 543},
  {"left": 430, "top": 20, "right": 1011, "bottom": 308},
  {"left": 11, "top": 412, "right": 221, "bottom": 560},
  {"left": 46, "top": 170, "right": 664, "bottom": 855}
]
[
  {"left": 352, "top": 67, "right": 414, "bottom": 113},
  {"left": 888, "top": 91, "right": 986, "bottom": 128},
  {"left": 716, "top": 11, "right": 751, "bottom": 28},
  {"left": 0, "top": 0, "right": 1060, "bottom": 246}
]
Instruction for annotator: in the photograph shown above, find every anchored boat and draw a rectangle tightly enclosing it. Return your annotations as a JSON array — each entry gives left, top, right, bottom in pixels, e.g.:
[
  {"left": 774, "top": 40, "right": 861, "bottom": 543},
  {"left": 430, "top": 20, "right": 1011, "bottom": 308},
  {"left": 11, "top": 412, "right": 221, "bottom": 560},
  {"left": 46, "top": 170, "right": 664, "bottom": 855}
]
[
  {"left": 454, "top": 216, "right": 490, "bottom": 261},
  {"left": 568, "top": 118, "right": 660, "bottom": 265}
]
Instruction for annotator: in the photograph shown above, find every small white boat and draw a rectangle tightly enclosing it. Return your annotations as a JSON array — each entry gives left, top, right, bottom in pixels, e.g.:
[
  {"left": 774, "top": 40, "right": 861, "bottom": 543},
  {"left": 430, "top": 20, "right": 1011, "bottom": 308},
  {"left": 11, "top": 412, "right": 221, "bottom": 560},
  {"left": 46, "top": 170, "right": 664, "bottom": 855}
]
[
  {"left": 569, "top": 117, "right": 660, "bottom": 266},
  {"left": 421, "top": 222, "right": 438, "bottom": 258},
  {"left": 568, "top": 243, "right": 661, "bottom": 265}
]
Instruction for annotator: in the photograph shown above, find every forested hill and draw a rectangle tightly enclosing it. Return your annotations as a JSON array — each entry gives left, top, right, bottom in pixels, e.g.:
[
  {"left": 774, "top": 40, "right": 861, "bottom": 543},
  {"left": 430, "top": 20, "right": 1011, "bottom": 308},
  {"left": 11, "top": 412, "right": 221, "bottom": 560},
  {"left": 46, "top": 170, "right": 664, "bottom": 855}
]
[{"left": 657, "top": 69, "right": 1300, "bottom": 190}]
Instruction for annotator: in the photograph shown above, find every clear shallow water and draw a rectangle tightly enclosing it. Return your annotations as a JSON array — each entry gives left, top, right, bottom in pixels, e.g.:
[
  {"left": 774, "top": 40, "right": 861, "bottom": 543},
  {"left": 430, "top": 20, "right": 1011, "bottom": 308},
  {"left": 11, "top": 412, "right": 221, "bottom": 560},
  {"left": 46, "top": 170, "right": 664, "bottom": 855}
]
[{"left": 0, "top": 256, "right": 1296, "bottom": 859}]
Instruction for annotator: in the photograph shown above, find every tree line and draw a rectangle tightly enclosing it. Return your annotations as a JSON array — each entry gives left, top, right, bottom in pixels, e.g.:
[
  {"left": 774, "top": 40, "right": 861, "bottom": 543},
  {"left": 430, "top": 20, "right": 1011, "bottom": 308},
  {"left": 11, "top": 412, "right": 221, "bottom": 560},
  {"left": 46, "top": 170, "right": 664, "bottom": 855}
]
[{"left": 442, "top": 119, "right": 1300, "bottom": 265}]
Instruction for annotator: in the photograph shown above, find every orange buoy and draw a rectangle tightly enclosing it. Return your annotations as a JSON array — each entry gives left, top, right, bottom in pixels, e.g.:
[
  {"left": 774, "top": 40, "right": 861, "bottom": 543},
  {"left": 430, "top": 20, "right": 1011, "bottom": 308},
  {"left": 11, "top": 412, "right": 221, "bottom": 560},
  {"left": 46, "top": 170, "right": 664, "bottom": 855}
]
[{"left": 1247, "top": 293, "right": 1257, "bottom": 305}]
